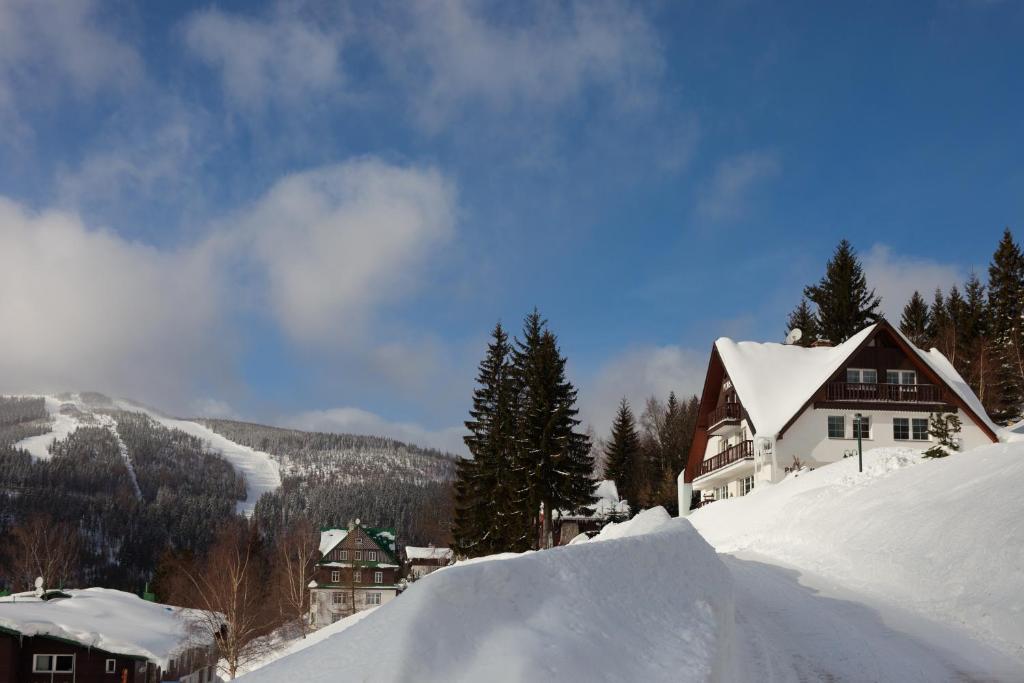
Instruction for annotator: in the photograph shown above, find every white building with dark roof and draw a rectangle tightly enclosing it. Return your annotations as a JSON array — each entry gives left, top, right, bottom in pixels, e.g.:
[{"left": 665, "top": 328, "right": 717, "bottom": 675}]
[{"left": 679, "top": 320, "right": 1000, "bottom": 512}]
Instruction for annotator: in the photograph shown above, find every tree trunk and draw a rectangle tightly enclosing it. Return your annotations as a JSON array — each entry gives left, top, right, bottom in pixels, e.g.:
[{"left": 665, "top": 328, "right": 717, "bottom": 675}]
[{"left": 542, "top": 499, "right": 553, "bottom": 549}]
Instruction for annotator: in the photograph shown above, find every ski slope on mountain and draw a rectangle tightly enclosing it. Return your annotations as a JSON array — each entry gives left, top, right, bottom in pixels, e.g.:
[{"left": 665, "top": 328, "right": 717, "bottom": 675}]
[
  {"left": 689, "top": 444, "right": 1024, "bottom": 670},
  {"left": 240, "top": 509, "right": 737, "bottom": 683},
  {"left": 12, "top": 394, "right": 280, "bottom": 515},
  {"left": 140, "top": 412, "right": 280, "bottom": 516}
]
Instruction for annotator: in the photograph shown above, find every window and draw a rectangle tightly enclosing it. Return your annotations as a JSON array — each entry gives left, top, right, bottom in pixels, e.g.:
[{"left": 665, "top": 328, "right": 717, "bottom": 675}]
[
  {"left": 912, "top": 418, "right": 929, "bottom": 440},
  {"left": 365, "top": 592, "right": 381, "bottom": 605},
  {"left": 355, "top": 550, "right": 362, "bottom": 560},
  {"left": 332, "top": 591, "right": 344, "bottom": 604},
  {"left": 331, "top": 570, "right": 340, "bottom": 583},
  {"left": 886, "top": 370, "right": 917, "bottom": 385},
  {"left": 893, "top": 418, "right": 909, "bottom": 440},
  {"left": 339, "top": 550, "right": 348, "bottom": 560},
  {"left": 354, "top": 570, "right": 362, "bottom": 583},
  {"left": 368, "top": 551, "right": 377, "bottom": 561},
  {"left": 34, "top": 655, "right": 75, "bottom": 673},
  {"left": 374, "top": 571, "right": 383, "bottom": 584},
  {"left": 356, "top": 537, "right": 362, "bottom": 546},
  {"left": 827, "top": 415, "right": 845, "bottom": 439},
  {"left": 715, "top": 485, "right": 729, "bottom": 500},
  {"left": 846, "top": 368, "right": 877, "bottom": 383},
  {"left": 740, "top": 476, "right": 754, "bottom": 496},
  {"left": 853, "top": 416, "right": 871, "bottom": 439},
  {"left": 106, "top": 659, "right": 116, "bottom": 674}
]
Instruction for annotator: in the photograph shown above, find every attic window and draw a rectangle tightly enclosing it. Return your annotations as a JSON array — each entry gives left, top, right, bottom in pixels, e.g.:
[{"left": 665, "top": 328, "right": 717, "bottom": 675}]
[
  {"left": 846, "top": 368, "right": 877, "bottom": 384},
  {"left": 356, "top": 537, "right": 362, "bottom": 546},
  {"left": 106, "top": 659, "right": 116, "bottom": 673},
  {"left": 34, "top": 655, "right": 75, "bottom": 673}
]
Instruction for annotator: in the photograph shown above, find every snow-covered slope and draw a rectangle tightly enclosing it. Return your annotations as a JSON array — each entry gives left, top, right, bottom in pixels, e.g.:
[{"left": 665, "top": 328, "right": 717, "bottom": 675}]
[
  {"left": 240, "top": 509, "right": 736, "bottom": 683},
  {"left": 135, "top": 411, "right": 280, "bottom": 516},
  {"left": 10, "top": 393, "right": 280, "bottom": 516},
  {"left": 689, "top": 444, "right": 1024, "bottom": 665}
]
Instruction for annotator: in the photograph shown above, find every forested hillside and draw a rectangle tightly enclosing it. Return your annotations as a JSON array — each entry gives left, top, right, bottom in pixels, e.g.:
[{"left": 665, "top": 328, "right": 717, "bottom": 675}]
[
  {"left": 201, "top": 420, "right": 457, "bottom": 547},
  {"left": 0, "top": 397, "right": 245, "bottom": 592}
]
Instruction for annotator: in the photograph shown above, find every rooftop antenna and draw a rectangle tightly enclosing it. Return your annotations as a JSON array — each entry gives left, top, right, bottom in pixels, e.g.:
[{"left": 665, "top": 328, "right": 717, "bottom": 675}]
[{"left": 784, "top": 328, "right": 803, "bottom": 345}]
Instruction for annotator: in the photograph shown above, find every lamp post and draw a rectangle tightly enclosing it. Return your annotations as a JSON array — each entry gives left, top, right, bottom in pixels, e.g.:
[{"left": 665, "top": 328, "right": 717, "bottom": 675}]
[{"left": 855, "top": 412, "right": 863, "bottom": 473}]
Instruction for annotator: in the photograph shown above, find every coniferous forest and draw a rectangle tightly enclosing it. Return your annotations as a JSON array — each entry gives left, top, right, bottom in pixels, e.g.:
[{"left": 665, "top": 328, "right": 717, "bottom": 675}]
[{"left": 788, "top": 230, "right": 1024, "bottom": 425}]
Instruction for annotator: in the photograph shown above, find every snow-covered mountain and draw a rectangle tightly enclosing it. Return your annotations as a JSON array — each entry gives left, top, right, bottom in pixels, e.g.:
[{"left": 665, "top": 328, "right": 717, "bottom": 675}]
[{"left": 239, "top": 442, "right": 1024, "bottom": 682}]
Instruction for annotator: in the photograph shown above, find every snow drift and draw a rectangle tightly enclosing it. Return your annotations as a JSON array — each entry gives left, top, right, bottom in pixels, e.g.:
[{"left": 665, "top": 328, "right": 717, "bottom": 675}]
[
  {"left": 690, "top": 444, "right": 1024, "bottom": 662},
  {"left": 241, "top": 509, "right": 735, "bottom": 682}
]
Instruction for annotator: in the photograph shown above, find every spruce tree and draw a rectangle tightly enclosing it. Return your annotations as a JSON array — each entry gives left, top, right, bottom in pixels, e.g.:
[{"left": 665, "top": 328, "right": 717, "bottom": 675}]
[
  {"left": 922, "top": 412, "right": 962, "bottom": 459},
  {"left": 786, "top": 298, "right": 819, "bottom": 346},
  {"left": 961, "top": 273, "right": 992, "bottom": 406},
  {"left": 986, "top": 228, "right": 1024, "bottom": 423},
  {"left": 453, "top": 322, "right": 520, "bottom": 557},
  {"left": 804, "top": 239, "right": 882, "bottom": 344},
  {"left": 927, "top": 288, "right": 948, "bottom": 348},
  {"left": 602, "top": 398, "right": 642, "bottom": 514},
  {"left": 513, "top": 311, "right": 596, "bottom": 549},
  {"left": 899, "top": 291, "right": 931, "bottom": 348},
  {"left": 942, "top": 285, "right": 966, "bottom": 366}
]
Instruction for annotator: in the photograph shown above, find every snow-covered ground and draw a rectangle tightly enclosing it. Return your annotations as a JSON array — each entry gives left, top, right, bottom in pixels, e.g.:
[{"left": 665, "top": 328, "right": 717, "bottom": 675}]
[
  {"left": 240, "top": 508, "right": 736, "bottom": 682},
  {"left": 690, "top": 444, "right": 1024, "bottom": 680}
]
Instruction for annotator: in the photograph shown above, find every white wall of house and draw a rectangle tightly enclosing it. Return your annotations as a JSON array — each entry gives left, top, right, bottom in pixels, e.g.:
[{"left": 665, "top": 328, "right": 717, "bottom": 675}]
[
  {"left": 773, "top": 407, "right": 992, "bottom": 481},
  {"left": 310, "top": 588, "right": 397, "bottom": 627}
]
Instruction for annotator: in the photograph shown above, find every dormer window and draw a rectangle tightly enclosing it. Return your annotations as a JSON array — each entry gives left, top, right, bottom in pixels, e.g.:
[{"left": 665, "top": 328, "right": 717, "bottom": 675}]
[{"left": 846, "top": 368, "right": 877, "bottom": 384}]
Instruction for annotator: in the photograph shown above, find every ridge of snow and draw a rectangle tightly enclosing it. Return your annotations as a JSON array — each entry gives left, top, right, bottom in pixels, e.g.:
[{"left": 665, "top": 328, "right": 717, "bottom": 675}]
[
  {"left": 240, "top": 511, "right": 736, "bottom": 682},
  {"left": 404, "top": 546, "right": 452, "bottom": 561},
  {"left": 14, "top": 396, "right": 81, "bottom": 460}
]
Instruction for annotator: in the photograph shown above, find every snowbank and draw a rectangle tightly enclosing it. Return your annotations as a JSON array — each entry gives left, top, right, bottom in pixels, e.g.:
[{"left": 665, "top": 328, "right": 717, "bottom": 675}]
[
  {"left": 241, "top": 511, "right": 736, "bottom": 682},
  {"left": 689, "top": 444, "right": 1024, "bottom": 661},
  {"left": 0, "top": 588, "right": 204, "bottom": 666}
]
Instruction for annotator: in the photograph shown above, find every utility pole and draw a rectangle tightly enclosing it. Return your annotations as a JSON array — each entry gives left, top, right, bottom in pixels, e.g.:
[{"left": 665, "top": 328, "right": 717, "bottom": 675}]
[{"left": 855, "top": 413, "right": 863, "bottom": 473}]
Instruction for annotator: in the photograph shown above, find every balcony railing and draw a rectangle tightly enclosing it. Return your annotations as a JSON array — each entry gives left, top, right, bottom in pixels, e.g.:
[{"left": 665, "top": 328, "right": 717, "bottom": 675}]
[
  {"left": 825, "top": 382, "right": 942, "bottom": 403},
  {"left": 707, "top": 403, "right": 742, "bottom": 430},
  {"left": 700, "top": 440, "right": 753, "bottom": 476}
]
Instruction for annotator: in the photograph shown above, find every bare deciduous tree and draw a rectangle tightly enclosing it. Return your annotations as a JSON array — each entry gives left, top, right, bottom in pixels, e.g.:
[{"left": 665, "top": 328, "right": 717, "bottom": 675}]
[
  {"left": 1, "top": 514, "right": 81, "bottom": 591},
  {"left": 273, "top": 517, "right": 318, "bottom": 638},
  {"left": 171, "top": 521, "right": 276, "bottom": 679}
]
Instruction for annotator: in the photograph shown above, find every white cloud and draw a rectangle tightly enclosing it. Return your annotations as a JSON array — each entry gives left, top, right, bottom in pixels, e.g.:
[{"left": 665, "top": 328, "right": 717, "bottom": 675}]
[
  {"left": 0, "top": 157, "right": 459, "bottom": 416},
  {"left": 0, "top": 0, "right": 141, "bottom": 135},
  {"left": 183, "top": 5, "right": 344, "bottom": 109},
  {"left": 188, "top": 397, "right": 238, "bottom": 419},
  {"left": 0, "top": 197, "right": 225, "bottom": 408},
  {"left": 284, "top": 406, "right": 467, "bottom": 455},
  {"left": 862, "top": 244, "right": 965, "bottom": 319},
  {"left": 696, "top": 150, "right": 781, "bottom": 222},
  {"left": 237, "top": 158, "right": 457, "bottom": 345},
  {"left": 580, "top": 345, "right": 707, "bottom": 437},
  {"left": 373, "top": 0, "right": 663, "bottom": 128}
]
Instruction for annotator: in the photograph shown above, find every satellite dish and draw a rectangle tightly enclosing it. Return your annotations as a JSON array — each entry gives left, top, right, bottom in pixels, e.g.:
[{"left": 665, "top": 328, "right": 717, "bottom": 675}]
[{"left": 785, "top": 328, "right": 803, "bottom": 345}]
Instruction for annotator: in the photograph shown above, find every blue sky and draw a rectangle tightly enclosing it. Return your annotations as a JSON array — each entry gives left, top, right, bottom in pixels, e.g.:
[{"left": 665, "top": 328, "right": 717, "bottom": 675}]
[{"left": 1, "top": 0, "right": 1021, "bottom": 453}]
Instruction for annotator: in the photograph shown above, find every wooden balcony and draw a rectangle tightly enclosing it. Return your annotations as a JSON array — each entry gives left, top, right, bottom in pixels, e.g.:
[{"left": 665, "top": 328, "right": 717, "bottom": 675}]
[
  {"left": 825, "top": 382, "right": 942, "bottom": 403},
  {"left": 699, "top": 440, "right": 753, "bottom": 477},
  {"left": 707, "top": 403, "right": 742, "bottom": 432}
]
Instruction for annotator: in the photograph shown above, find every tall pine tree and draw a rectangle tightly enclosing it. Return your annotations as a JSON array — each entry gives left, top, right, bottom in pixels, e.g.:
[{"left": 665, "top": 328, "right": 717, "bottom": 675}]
[
  {"left": 785, "top": 298, "right": 819, "bottom": 347},
  {"left": 987, "top": 228, "right": 1024, "bottom": 423},
  {"left": 602, "top": 398, "right": 642, "bottom": 514},
  {"left": 899, "top": 290, "right": 931, "bottom": 348},
  {"left": 453, "top": 323, "right": 522, "bottom": 557},
  {"left": 513, "top": 311, "right": 596, "bottom": 548},
  {"left": 804, "top": 239, "right": 882, "bottom": 344}
]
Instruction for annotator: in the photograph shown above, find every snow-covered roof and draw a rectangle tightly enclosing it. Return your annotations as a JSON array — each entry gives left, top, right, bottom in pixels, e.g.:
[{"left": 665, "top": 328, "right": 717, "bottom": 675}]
[
  {"left": 405, "top": 546, "right": 453, "bottom": 561},
  {"left": 319, "top": 529, "right": 349, "bottom": 556},
  {"left": 0, "top": 588, "right": 206, "bottom": 666},
  {"left": 715, "top": 322, "right": 998, "bottom": 439},
  {"left": 715, "top": 324, "right": 876, "bottom": 438}
]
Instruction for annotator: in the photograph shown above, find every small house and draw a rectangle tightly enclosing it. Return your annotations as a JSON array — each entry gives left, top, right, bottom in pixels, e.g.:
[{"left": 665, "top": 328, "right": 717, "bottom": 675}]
[{"left": 403, "top": 546, "right": 453, "bottom": 580}]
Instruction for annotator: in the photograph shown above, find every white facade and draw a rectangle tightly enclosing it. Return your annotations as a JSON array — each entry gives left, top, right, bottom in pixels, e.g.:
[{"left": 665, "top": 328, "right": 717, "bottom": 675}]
[
  {"left": 309, "top": 586, "right": 397, "bottom": 627},
  {"left": 685, "top": 322, "right": 1000, "bottom": 510}
]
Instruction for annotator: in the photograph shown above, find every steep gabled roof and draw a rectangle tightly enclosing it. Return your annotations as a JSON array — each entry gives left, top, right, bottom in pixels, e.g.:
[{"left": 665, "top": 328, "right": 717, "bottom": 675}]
[
  {"left": 715, "top": 324, "right": 876, "bottom": 438},
  {"left": 713, "top": 320, "right": 999, "bottom": 441},
  {"left": 319, "top": 525, "right": 399, "bottom": 564}
]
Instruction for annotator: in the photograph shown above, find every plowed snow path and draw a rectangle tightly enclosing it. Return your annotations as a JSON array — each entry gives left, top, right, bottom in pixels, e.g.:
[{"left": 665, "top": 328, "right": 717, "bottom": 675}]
[
  {"left": 728, "top": 553, "right": 1024, "bottom": 683},
  {"left": 150, "top": 417, "right": 281, "bottom": 516}
]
